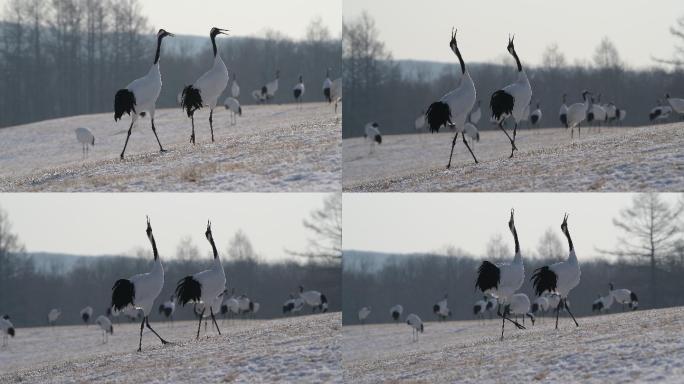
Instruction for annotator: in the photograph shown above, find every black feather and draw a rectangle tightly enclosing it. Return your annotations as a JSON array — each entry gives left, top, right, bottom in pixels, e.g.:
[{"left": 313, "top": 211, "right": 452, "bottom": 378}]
[
  {"left": 221, "top": 304, "right": 228, "bottom": 315},
  {"left": 531, "top": 303, "right": 539, "bottom": 313},
  {"left": 324, "top": 87, "right": 331, "bottom": 102},
  {"left": 114, "top": 89, "right": 136, "bottom": 121},
  {"left": 283, "top": 302, "right": 294, "bottom": 314},
  {"left": 294, "top": 89, "right": 302, "bottom": 99},
  {"left": 490, "top": 90, "right": 514, "bottom": 121},
  {"left": 175, "top": 276, "right": 202, "bottom": 306},
  {"left": 261, "top": 86, "right": 268, "bottom": 96},
  {"left": 374, "top": 134, "right": 382, "bottom": 144},
  {"left": 587, "top": 112, "right": 594, "bottom": 122},
  {"left": 473, "top": 304, "right": 482, "bottom": 315},
  {"left": 630, "top": 292, "right": 638, "bottom": 302},
  {"left": 433, "top": 304, "right": 440, "bottom": 314},
  {"left": 321, "top": 294, "right": 328, "bottom": 313},
  {"left": 650, "top": 109, "right": 661, "bottom": 122},
  {"left": 181, "top": 85, "right": 203, "bottom": 117},
  {"left": 158, "top": 304, "right": 165, "bottom": 314},
  {"left": 392, "top": 311, "right": 400, "bottom": 320},
  {"left": 530, "top": 266, "right": 558, "bottom": 296},
  {"left": 485, "top": 301, "right": 494, "bottom": 310},
  {"left": 475, "top": 261, "right": 500, "bottom": 293},
  {"left": 530, "top": 114, "right": 539, "bottom": 125},
  {"left": 7, "top": 327, "right": 15, "bottom": 337},
  {"left": 82, "top": 313, "right": 90, "bottom": 323},
  {"left": 111, "top": 279, "right": 135, "bottom": 311},
  {"left": 560, "top": 114, "right": 568, "bottom": 128},
  {"left": 425, "top": 101, "right": 451, "bottom": 133}
]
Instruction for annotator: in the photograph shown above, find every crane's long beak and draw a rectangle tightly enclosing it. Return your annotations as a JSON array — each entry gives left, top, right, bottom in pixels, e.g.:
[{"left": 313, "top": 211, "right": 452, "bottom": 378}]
[
  {"left": 167, "top": 32, "right": 175, "bottom": 37},
  {"left": 218, "top": 28, "right": 230, "bottom": 35}
]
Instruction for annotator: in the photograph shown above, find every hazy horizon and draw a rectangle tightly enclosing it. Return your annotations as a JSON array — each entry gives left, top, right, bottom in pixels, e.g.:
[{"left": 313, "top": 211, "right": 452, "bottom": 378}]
[
  {"left": 343, "top": 193, "right": 682, "bottom": 259},
  {"left": 344, "top": 0, "right": 683, "bottom": 69},
  {"left": 0, "top": 193, "right": 332, "bottom": 261}
]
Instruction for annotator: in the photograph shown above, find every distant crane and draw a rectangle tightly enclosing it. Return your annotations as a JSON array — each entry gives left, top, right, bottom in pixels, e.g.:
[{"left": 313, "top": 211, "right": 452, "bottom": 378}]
[
  {"left": 223, "top": 97, "right": 242, "bottom": 125},
  {"left": 608, "top": 283, "right": 638, "bottom": 311},
  {"left": 114, "top": 29, "right": 174, "bottom": 159},
  {"left": 475, "top": 209, "right": 526, "bottom": 340},
  {"left": 111, "top": 217, "right": 168, "bottom": 351},
  {"left": 298, "top": 285, "right": 328, "bottom": 313},
  {"left": 406, "top": 314, "right": 424, "bottom": 342},
  {"left": 80, "top": 306, "right": 93, "bottom": 325},
  {"left": 323, "top": 68, "right": 333, "bottom": 103},
  {"left": 415, "top": 111, "right": 427, "bottom": 131},
  {"left": 425, "top": 28, "right": 478, "bottom": 166},
  {"left": 507, "top": 293, "right": 535, "bottom": 326},
  {"left": 566, "top": 91, "right": 592, "bottom": 139},
  {"left": 260, "top": 70, "right": 280, "bottom": 103},
  {"left": 364, "top": 122, "right": 382, "bottom": 154},
  {"left": 665, "top": 93, "right": 684, "bottom": 119},
  {"left": 433, "top": 293, "right": 450, "bottom": 321},
  {"left": 158, "top": 295, "right": 176, "bottom": 322},
  {"left": 181, "top": 27, "right": 230, "bottom": 144},
  {"left": 358, "top": 306, "right": 371, "bottom": 324},
  {"left": 1, "top": 315, "right": 15, "bottom": 347},
  {"left": 650, "top": 99, "right": 673, "bottom": 122},
  {"left": 230, "top": 73, "right": 240, "bottom": 98},
  {"left": 530, "top": 295, "right": 549, "bottom": 320},
  {"left": 95, "top": 315, "right": 113, "bottom": 344},
  {"left": 293, "top": 75, "right": 305, "bottom": 108},
  {"left": 48, "top": 308, "right": 61, "bottom": 327},
  {"left": 390, "top": 304, "right": 403, "bottom": 322},
  {"left": 176, "top": 221, "right": 227, "bottom": 339},
  {"left": 490, "top": 35, "right": 532, "bottom": 158},
  {"left": 530, "top": 102, "right": 542, "bottom": 127},
  {"left": 559, "top": 94, "right": 568, "bottom": 128},
  {"left": 75, "top": 127, "right": 95, "bottom": 158},
  {"left": 331, "top": 78, "right": 342, "bottom": 114},
  {"left": 473, "top": 296, "right": 487, "bottom": 322},
  {"left": 531, "top": 214, "right": 581, "bottom": 330}
]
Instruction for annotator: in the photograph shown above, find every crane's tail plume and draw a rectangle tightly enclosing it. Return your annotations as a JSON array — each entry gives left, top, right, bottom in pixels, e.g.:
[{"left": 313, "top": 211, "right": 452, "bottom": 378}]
[
  {"left": 425, "top": 101, "right": 451, "bottom": 133},
  {"left": 475, "top": 261, "right": 500, "bottom": 293},
  {"left": 181, "top": 85, "right": 203, "bottom": 117},
  {"left": 111, "top": 279, "right": 135, "bottom": 311},
  {"left": 530, "top": 266, "right": 558, "bottom": 296},
  {"left": 490, "top": 90, "right": 514, "bottom": 121},
  {"left": 114, "top": 89, "right": 136, "bottom": 121},
  {"left": 175, "top": 276, "right": 202, "bottom": 306}
]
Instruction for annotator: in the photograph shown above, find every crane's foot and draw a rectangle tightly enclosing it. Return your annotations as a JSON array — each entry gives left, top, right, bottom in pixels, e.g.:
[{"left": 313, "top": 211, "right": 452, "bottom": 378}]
[{"left": 159, "top": 148, "right": 167, "bottom": 153}]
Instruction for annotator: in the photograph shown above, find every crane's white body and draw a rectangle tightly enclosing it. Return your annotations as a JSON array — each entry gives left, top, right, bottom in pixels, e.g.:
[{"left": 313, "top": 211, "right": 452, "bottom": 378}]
[
  {"left": 265, "top": 73, "right": 279, "bottom": 100},
  {"left": 508, "top": 293, "right": 531, "bottom": 316},
  {"left": 503, "top": 72, "right": 532, "bottom": 124},
  {"left": 651, "top": 104, "right": 672, "bottom": 121},
  {"left": 415, "top": 113, "right": 426, "bottom": 130},
  {"left": 434, "top": 296, "right": 450, "bottom": 319},
  {"left": 48, "top": 308, "right": 61, "bottom": 325},
  {"left": 95, "top": 315, "right": 113, "bottom": 344},
  {"left": 666, "top": 95, "right": 684, "bottom": 114},
  {"left": 358, "top": 307, "right": 371, "bottom": 322},
  {"left": 223, "top": 297, "right": 240, "bottom": 315},
  {"left": 406, "top": 313, "right": 423, "bottom": 341},
  {"left": 547, "top": 250, "right": 580, "bottom": 298},
  {"left": 441, "top": 71, "right": 477, "bottom": 131},
  {"left": 532, "top": 296, "right": 549, "bottom": 313},
  {"left": 126, "top": 64, "right": 162, "bottom": 121},
  {"left": 75, "top": 127, "right": 95, "bottom": 158},
  {"left": 364, "top": 122, "right": 382, "bottom": 154},
  {"left": 231, "top": 78, "right": 240, "bottom": 98},
  {"left": 300, "top": 290, "right": 324, "bottom": 307},
  {"left": 80, "top": 306, "right": 93, "bottom": 323},
  {"left": 544, "top": 292, "right": 561, "bottom": 310},
  {"left": 486, "top": 253, "right": 524, "bottom": 305},
  {"left": 590, "top": 104, "right": 607, "bottom": 122},
  {"left": 530, "top": 106, "right": 542, "bottom": 125},
  {"left": 469, "top": 102, "right": 482, "bottom": 125},
  {"left": 567, "top": 95, "right": 591, "bottom": 129},
  {"left": 194, "top": 55, "right": 229, "bottom": 110},
  {"left": 237, "top": 295, "right": 252, "bottom": 313},
  {"left": 192, "top": 258, "right": 227, "bottom": 308},
  {"left": 127, "top": 259, "right": 164, "bottom": 317},
  {"left": 293, "top": 82, "right": 305, "bottom": 97}
]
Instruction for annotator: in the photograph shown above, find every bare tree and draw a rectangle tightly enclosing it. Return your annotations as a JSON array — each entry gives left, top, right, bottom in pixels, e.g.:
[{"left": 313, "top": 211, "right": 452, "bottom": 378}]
[
  {"left": 541, "top": 43, "right": 567, "bottom": 69},
  {"left": 609, "top": 193, "right": 682, "bottom": 306},
  {"left": 485, "top": 233, "right": 509, "bottom": 260},
  {"left": 653, "top": 14, "right": 684, "bottom": 67},
  {"left": 536, "top": 227, "right": 564, "bottom": 260},
  {"left": 593, "top": 37, "right": 622, "bottom": 69},
  {"left": 227, "top": 229, "right": 258, "bottom": 261},
  {"left": 175, "top": 236, "right": 200, "bottom": 261},
  {"left": 289, "top": 194, "right": 342, "bottom": 264}
]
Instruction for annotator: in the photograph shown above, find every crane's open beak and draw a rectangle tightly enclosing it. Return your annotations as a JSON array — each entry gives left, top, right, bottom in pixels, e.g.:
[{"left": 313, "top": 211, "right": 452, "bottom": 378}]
[{"left": 217, "top": 28, "right": 230, "bottom": 35}]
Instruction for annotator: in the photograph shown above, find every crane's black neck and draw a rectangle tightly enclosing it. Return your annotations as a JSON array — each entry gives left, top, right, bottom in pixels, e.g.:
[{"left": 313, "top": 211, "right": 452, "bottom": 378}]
[
  {"left": 512, "top": 50, "right": 522, "bottom": 72},
  {"left": 564, "top": 229, "right": 574, "bottom": 251},
  {"left": 512, "top": 227, "right": 520, "bottom": 254},
  {"left": 211, "top": 34, "right": 218, "bottom": 57},
  {"left": 454, "top": 47, "right": 465, "bottom": 75},
  {"left": 149, "top": 234, "right": 159, "bottom": 260},
  {"left": 154, "top": 34, "right": 164, "bottom": 65},
  {"left": 208, "top": 237, "right": 218, "bottom": 259}
]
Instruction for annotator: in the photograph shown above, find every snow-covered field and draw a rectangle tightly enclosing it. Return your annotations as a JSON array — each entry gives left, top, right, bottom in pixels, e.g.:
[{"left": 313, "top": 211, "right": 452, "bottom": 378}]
[
  {"left": 343, "top": 307, "right": 684, "bottom": 383},
  {"left": 0, "top": 102, "right": 340, "bottom": 192},
  {"left": 344, "top": 123, "right": 684, "bottom": 191},
  {"left": 0, "top": 312, "right": 341, "bottom": 383}
]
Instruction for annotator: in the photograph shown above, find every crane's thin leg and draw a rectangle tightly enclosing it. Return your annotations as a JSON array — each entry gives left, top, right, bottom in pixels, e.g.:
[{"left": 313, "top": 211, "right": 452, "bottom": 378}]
[
  {"left": 210, "top": 308, "right": 221, "bottom": 335},
  {"left": 145, "top": 317, "right": 169, "bottom": 344},
  {"left": 196, "top": 308, "right": 205, "bottom": 340},
  {"left": 151, "top": 118, "right": 166, "bottom": 152},
  {"left": 578, "top": 124, "right": 581, "bottom": 139},
  {"left": 462, "top": 134, "right": 478, "bottom": 164},
  {"left": 446, "top": 133, "right": 459, "bottom": 169},
  {"left": 499, "top": 304, "right": 506, "bottom": 340},
  {"left": 555, "top": 299, "right": 562, "bottom": 329},
  {"left": 564, "top": 300, "right": 579, "bottom": 327},
  {"left": 120, "top": 120, "right": 135, "bottom": 159},
  {"left": 497, "top": 122, "right": 518, "bottom": 150},
  {"left": 190, "top": 115, "right": 196, "bottom": 144},
  {"left": 209, "top": 109, "right": 215, "bottom": 142},
  {"left": 137, "top": 315, "right": 145, "bottom": 352}
]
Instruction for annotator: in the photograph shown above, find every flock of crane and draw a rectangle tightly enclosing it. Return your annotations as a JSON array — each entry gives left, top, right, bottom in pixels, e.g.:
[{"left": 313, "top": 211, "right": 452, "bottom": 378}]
[
  {"left": 355, "top": 210, "right": 638, "bottom": 342},
  {"left": 75, "top": 27, "right": 341, "bottom": 160},
  {"left": 362, "top": 28, "right": 684, "bottom": 165},
  {"left": 0, "top": 217, "right": 329, "bottom": 351}
]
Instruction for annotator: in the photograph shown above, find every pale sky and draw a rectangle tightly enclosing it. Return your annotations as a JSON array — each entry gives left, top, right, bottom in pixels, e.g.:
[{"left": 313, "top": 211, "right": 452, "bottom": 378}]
[
  {"left": 0, "top": 193, "right": 330, "bottom": 261},
  {"left": 0, "top": 0, "right": 342, "bottom": 39},
  {"left": 344, "top": 0, "right": 683, "bottom": 68},
  {"left": 343, "top": 193, "right": 682, "bottom": 259}
]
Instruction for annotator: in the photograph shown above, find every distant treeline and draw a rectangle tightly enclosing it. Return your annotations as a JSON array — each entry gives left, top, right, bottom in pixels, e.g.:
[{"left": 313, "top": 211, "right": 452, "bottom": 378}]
[
  {"left": 342, "top": 12, "right": 684, "bottom": 138},
  {"left": 0, "top": 252, "right": 340, "bottom": 328},
  {"left": 0, "top": 0, "right": 341, "bottom": 128},
  {"left": 342, "top": 251, "right": 684, "bottom": 325}
]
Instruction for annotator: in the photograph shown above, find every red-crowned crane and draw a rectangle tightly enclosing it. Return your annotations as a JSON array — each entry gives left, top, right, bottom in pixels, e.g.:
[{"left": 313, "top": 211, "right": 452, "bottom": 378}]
[
  {"left": 566, "top": 91, "right": 592, "bottom": 139},
  {"left": 293, "top": 75, "right": 305, "bottom": 108},
  {"left": 406, "top": 314, "right": 424, "bottom": 342},
  {"left": 75, "top": 127, "right": 95, "bottom": 159},
  {"left": 531, "top": 214, "right": 581, "bottom": 329},
  {"left": 1, "top": 315, "right": 15, "bottom": 347},
  {"left": 559, "top": 94, "right": 568, "bottom": 128},
  {"left": 111, "top": 217, "right": 169, "bottom": 351},
  {"left": 176, "top": 221, "right": 227, "bottom": 339},
  {"left": 358, "top": 306, "right": 371, "bottom": 324},
  {"left": 425, "top": 28, "right": 478, "bottom": 166},
  {"left": 181, "top": 28, "right": 230, "bottom": 144},
  {"left": 95, "top": 315, "right": 113, "bottom": 344},
  {"left": 114, "top": 29, "right": 174, "bottom": 159},
  {"left": 490, "top": 35, "right": 532, "bottom": 158}
]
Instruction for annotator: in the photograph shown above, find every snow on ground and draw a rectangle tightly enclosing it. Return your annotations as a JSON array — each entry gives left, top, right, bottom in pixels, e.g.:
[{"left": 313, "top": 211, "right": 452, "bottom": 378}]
[
  {"left": 0, "top": 102, "right": 340, "bottom": 192},
  {"left": 0, "top": 312, "right": 341, "bottom": 383},
  {"left": 344, "top": 123, "right": 684, "bottom": 192},
  {"left": 343, "top": 307, "right": 684, "bottom": 383}
]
